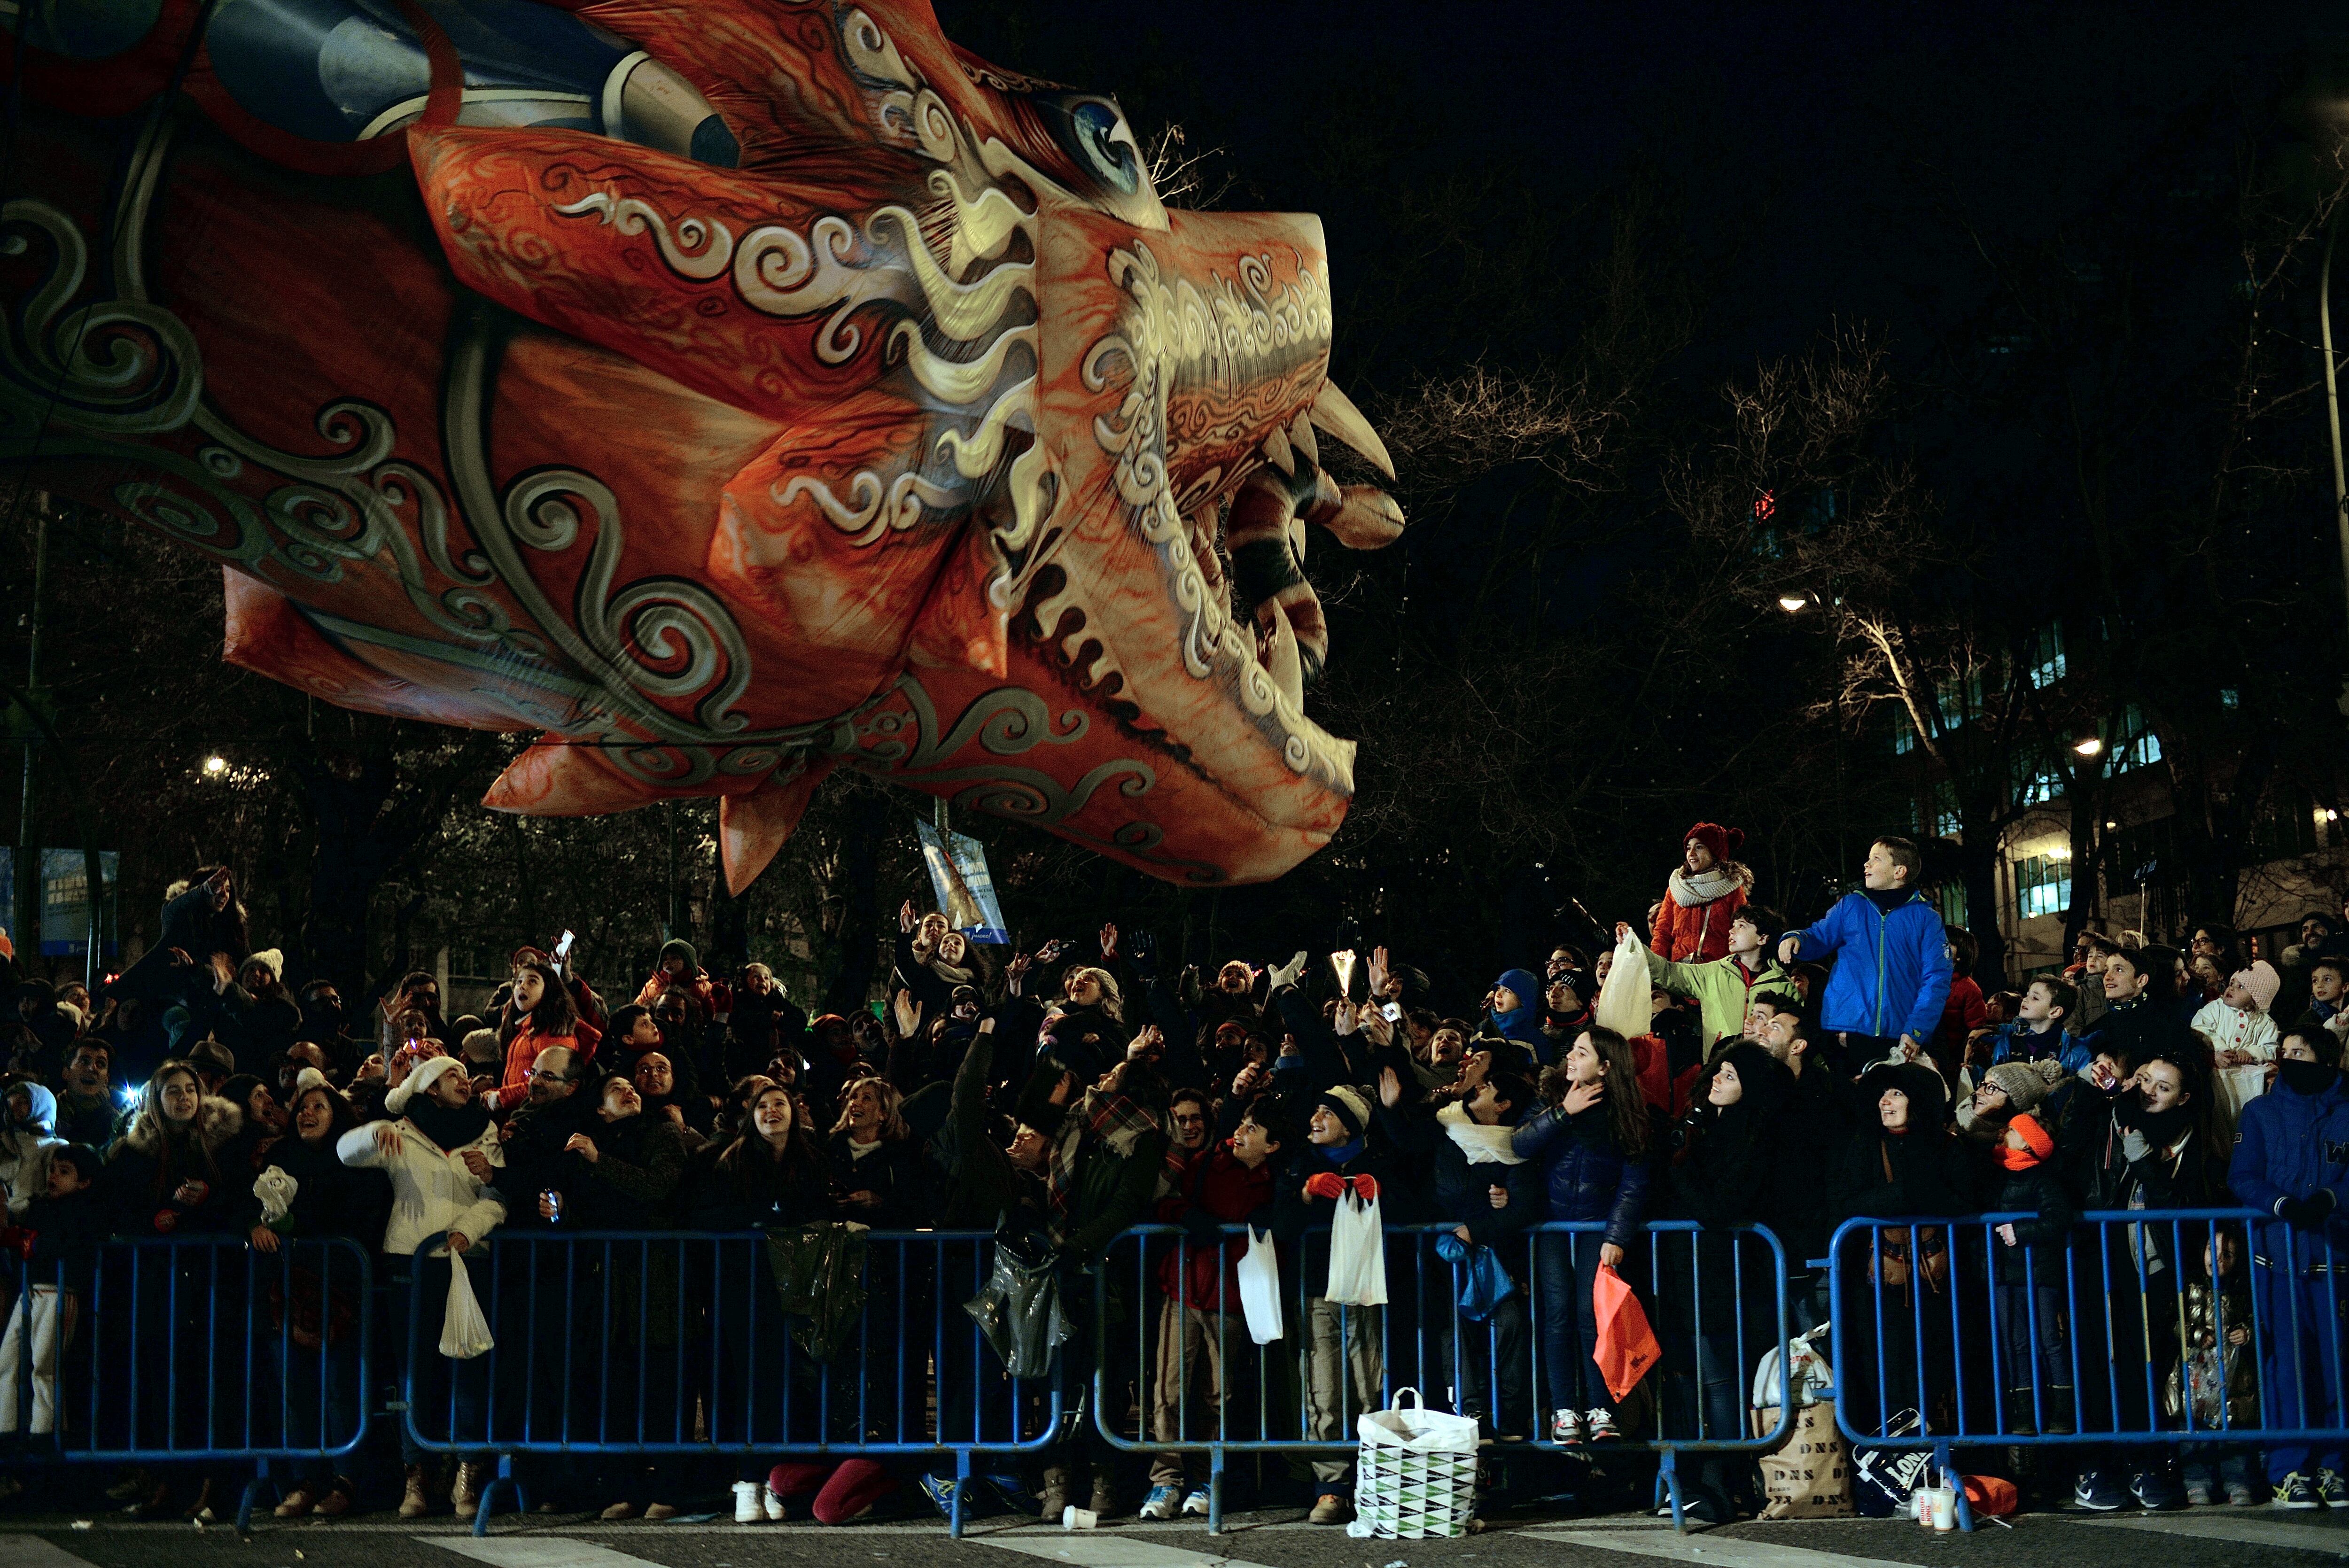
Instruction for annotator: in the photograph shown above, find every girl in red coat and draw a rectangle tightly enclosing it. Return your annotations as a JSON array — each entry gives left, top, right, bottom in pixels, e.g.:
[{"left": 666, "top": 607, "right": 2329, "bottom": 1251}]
[{"left": 1651, "top": 823, "right": 1753, "bottom": 963}]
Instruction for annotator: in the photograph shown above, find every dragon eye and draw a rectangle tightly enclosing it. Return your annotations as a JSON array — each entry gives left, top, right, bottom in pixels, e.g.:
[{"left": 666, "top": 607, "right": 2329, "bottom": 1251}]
[{"left": 1052, "top": 96, "right": 1140, "bottom": 195}]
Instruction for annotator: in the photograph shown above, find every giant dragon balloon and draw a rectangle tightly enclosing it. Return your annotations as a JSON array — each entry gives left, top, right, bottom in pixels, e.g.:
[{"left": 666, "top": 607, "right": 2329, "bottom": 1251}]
[{"left": 0, "top": 0, "right": 1404, "bottom": 890}]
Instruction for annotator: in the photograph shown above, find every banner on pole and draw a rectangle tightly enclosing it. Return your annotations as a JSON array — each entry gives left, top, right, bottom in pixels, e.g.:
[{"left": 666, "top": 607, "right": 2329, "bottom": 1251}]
[
  {"left": 0, "top": 848, "right": 120, "bottom": 957},
  {"left": 914, "top": 819, "right": 1010, "bottom": 945}
]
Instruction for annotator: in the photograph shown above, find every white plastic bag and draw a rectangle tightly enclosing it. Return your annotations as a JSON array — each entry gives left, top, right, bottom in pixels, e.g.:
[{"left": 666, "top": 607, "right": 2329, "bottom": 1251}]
[
  {"left": 1237, "top": 1226, "right": 1285, "bottom": 1344},
  {"left": 439, "top": 1249, "right": 495, "bottom": 1359},
  {"left": 1750, "top": 1321, "right": 1836, "bottom": 1410},
  {"left": 1594, "top": 928, "right": 1653, "bottom": 1039},
  {"left": 252, "top": 1166, "right": 298, "bottom": 1228},
  {"left": 1357, "top": 1386, "right": 1481, "bottom": 1452},
  {"left": 1325, "top": 1187, "right": 1388, "bottom": 1306}
]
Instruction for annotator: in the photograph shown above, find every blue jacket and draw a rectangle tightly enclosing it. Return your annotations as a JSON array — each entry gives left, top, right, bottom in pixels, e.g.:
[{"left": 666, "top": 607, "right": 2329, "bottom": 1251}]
[
  {"left": 2228, "top": 1073, "right": 2349, "bottom": 1249},
  {"left": 1509, "top": 1103, "right": 1650, "bottom": 1249},
  {"left": 1787, "top": 891, "right": 1953, "bottom": 1042},
  {"left": 1988, "top": 1020, "right": 2091, "bottom": 1073}
]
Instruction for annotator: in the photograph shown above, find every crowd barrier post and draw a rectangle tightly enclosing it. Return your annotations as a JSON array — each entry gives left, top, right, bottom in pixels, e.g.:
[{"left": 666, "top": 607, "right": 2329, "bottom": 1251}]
[
  {"left": 1828, "top": 1205, "right": 2349, "bottom": 1534},
  {"left": 1091, "top": 1219, "right": 1790, "bottom": 1533}
]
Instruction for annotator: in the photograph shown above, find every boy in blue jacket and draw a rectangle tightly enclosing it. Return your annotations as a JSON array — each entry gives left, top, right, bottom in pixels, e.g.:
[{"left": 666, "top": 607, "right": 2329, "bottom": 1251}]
[
  {"left": 1988, "top": 978, "right": 2091, "bottom": 1072},
  {"left": 2227, "top": 1021, "right": 2349, "bottom": 1507},
  {"left": 1777, "top": 837, "right": 1954, "bottom": 1074}
]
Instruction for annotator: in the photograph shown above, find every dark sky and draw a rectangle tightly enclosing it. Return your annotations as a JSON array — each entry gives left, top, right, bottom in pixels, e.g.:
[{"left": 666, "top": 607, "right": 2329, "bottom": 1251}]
[{"left": 937, "top": 1, "right": 2338, "bottom": 381}]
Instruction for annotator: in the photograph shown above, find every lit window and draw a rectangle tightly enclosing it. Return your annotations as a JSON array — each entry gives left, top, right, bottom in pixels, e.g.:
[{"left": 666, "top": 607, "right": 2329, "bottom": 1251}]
[
  {"left": 2109, "top": 705, "right": 2162, "bottom": 771},
  {"left": 2025, "top": 623, "right": 2067, "bottom": 689},
  {"left": 2014, "top": 853, "right": 2072, "bottom": 919},
  {"left": 2219, "top": 688, "right": 2240, "bottom": 710},
  {"left": 1892, "top": 709, "right": 1915, "bottom": 755}
]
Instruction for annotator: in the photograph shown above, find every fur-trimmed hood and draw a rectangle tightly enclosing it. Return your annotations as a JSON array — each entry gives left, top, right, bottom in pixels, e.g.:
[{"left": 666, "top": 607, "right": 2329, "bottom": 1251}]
[{"left": 111, "top": 1093, "right": 244, "bottom": 1159}]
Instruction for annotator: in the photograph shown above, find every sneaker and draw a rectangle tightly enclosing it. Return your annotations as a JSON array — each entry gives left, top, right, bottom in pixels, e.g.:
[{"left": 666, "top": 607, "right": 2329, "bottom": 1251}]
[
  {"left": 1138, "top": 1485, "right": 1180, "bottom": 1521},
  {"left": 1678, "top": 1493, "right": 1722, "bottom": 1526},
  {"left": 2074, "top": 1470, "right": 2127, "bottom": 1511},
  {"left": 1584, "top": 1407, "right": 1620, "bottom": 1441},
  {"left": 1308, "top": 1491, "right": 1351, "bottom": 1525},
  {"left": 2317, "top": 1471, "right": 2349, "bottom": 1507},
  {"left": 733, "top": 1480, "right": 763, "bottom": 1523},
  {"left": 2274, "top": 1473, "right": 2321, "bottom": 1509},
  {"left": 1551, "top": 1409, "right": 1586, "bottom": 1444},
  {"left": 2228, "top": 1483, "right": 2258, "bottom": 1506},
  {"left": 2185, "top": 1482, "right": 2214, "bottom": 1508},
  {"left": 762, "top": 1488, "right": 786, "bottom": 1521},
  {"left": 1181, "top": 1489, "right": 1210, "bottom": 1517},
  {"left": 983, "top": 1473, "right": 1031, "bottom": 1514},
  {"left": 916, "top": 1474, "right": 961, "bottom": 1521},
  {"left": 2132, "top": 1469, "right": 2185, "bottom": 1510}
]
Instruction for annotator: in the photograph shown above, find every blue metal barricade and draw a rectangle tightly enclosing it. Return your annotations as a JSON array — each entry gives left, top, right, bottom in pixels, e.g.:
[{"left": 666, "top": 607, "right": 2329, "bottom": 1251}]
[
  {"left": 399, "top": 1229, "right": 1060, "bottom": 1534},
  {"left": 1091, "top": 1219, "right": 1791, "bottom": 1531},
  {"left": 1828, "top": 1207, "right": 2349, "bottom": 1530},
  {"left": 0, "top": 1236, "right": 375, "bottom": 1529}
]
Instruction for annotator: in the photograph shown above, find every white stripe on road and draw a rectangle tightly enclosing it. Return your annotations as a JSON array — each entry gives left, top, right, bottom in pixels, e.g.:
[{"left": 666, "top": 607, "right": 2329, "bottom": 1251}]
[
  {"left": 427, "top": 1539, "right": 682, "bottom": 1568},
  {"left": 976, "top": 1536, "right": 1285, "bottom": 1568},
  {"left": 1529, "top": 1532, "right": 1923, "bottom": 1568},
  {"left": 2077, "top": 1514, "right": 2349, "bottom": 1554},
  {"left": 0, "top": 1542, "right": 101, "bottom": 1568}
]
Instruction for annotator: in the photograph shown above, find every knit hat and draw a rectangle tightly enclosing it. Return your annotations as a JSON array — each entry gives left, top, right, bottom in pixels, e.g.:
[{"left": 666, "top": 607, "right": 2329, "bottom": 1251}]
[
  {"left": 2232, "top": 960, "right": 2280, "bottom": 1014},
  {"left": 1315, "top": 1084, "right": 1372, "bottom": 1140},
  {"left": 244, "top": 948, "right": 284, "bottom": 984},
  {"left": 459, "top": 1027, "right": 503, "bottom": 1066},
  {"left": 294, "top": 1066, "right": 329, "bottom": 1094},
  {"left": 1983, "top": 1059, "right": 2061, "bottom": 1116},
  {"left": 1685, "top": 823, "right": 1746, "bottom": 864},
  {"left": 2007, "top": 1112, "right": 2054, "bottom": 1161},
  {"left": 386, "top": 1053, "right": 466, "bottom": 1115}
]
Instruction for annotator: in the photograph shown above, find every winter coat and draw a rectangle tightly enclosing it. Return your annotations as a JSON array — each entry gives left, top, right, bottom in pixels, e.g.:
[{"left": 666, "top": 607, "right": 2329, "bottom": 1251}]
[
  {"left": 682, "top": 1137, "right": 835, "bottom": 1232},
  {"left": 498, "top": 1017, "right": 582, "bottom": 1099},
  {"left": 1985, "top": 1160, "right": 2077, "bottom": 1285},
  {"left": 1786, "top": 890, "right": 1954, "bottom": 1043},
  {"left": 1651, "top": 864, "right": 1753, "bottom": 964},
  {"left": 2228, "top": 1070, "right": 2349, "bottom": 1244},
  {"left": 1832, "top": 1065, "right": 1974, "bottom": 1224},
  {"left": 1660, "top": 1046, "right": 1795, "bottom": 1331},
  {"left": 1642, "top": 949, "right": 1795, "bottom": 1053},
  {"left": 635, "top": 938, "right": 716, "bottom": 1021},
  {"left": 105, "top": 1093, "right": 247, "bottom": 1237},
  {"left": 0, "top": 1083, "right": 60, "bottom": 1217},
  {"left": 237, "top": 1131, "right": 393, "bottom": 1245},
  {"left": 1271, "top": 1135, "right": 1400, "bottom": 1297},
  {"left": 1767, "top": 1064, "right": 1862, "bottom": 1269},
  {"left": 2082, "top": 999, "right": 2198, "bottom": 1070},
  {"left": 567, "top": 1113, "right": 686, "bottom": 1230},
  {"left": 1509, "top": 1102, "right": 1651, "bottom": 1249},
  {"left": 335, "top": 1115, "right": 505, "bottom": 1257},
  {"left": 826, "top": 1129, "right": 926, "bottom": 1228},
  {"left": 1152, "top": 1145, "right": 1277, "bottom": 1310},
  {"left": 1379, "top": 1100, "right": 1543, "bottom": 1246},
  {"left": 1931, "top": 977, "right": 1988, "bottom": 1075},
  {"left": 497, "top": 1089, "right": 601, "bottom": 1227},
  {"left": 1988, "top": 1021, "right": 2089, "bottom": 1072},
  {"left": 23, "top": 1185, "right": 108, "bottom": 1294},
  {"left": 928, "top": 1025, "right": 1023, "bottom": 1232},
  {"left": 2190, "top": 999, "right": 2278, "bottom": 1063},
  {"left": 1025, "top": 1092, "right": 1170, "bottom": 1264}
]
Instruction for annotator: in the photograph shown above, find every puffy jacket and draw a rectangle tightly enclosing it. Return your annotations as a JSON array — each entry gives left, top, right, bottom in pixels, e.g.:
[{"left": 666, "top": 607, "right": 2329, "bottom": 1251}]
[
  {"left": 1787, "top": 891, "right": 1953, "bottom": 1042},
  {"left": 1642, "top": 949, "right": 1795, "bottom": 1052},
  {"left": 335, "top": 1116, "right": 506, "bottom": 1257},
  {"left": 1988, "top": 1021, "right": 2090, "bottom": 1072},
  {"left": 2228, "top": 1071, "right": 2349, "bottom": 1240},
  {"left": 1509, "top": 1103, "right": 1650, "bottom": 1249}
]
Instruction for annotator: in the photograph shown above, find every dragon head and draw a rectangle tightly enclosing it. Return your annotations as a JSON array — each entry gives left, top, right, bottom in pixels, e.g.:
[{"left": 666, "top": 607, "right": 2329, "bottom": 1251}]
[{"left": 0, "top": 0, "right": 1402, "bottom": 888}]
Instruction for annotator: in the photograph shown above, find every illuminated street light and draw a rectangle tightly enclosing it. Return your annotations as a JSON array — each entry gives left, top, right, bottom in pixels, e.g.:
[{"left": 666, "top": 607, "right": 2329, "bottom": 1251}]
[
  {"left": 2073, "top": 737, "right": 2104, "bottom": 758},
  {"left": 1777, "top": 594, "right": 1807, "bottom": 613},
  {"left": 203, "top": 755, "right": 227, "bottom": 775}
]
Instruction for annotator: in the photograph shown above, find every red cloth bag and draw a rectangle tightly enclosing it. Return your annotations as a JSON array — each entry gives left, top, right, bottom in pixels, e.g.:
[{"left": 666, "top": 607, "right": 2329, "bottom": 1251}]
[{"left": 1592, "top": 1263, "right": 1661, "bottom": 1401}]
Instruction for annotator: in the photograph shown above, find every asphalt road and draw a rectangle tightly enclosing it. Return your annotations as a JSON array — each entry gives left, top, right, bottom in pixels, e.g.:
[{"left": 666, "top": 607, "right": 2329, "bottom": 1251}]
[{"left": 6, "top": 1500, "right": 2349, "bottom": 1568}]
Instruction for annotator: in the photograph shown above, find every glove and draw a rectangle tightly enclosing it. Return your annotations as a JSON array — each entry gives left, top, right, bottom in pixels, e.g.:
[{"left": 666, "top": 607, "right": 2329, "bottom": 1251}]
[
  {"left": 1348, "top": 1174, "right": 1380, "bottom": 1202},
  {"left": 2119, "top": 1128, "right": 2150, "bottom": 1165},
  {"left": 1267, "top": 950, "right": 1309, "bottom": 990},
  {"left": 1304, "top": 1171, "right": 1346, "bottom": 1201},
  {"left": 2279, "top": 1191, "right": 2338, "bottom": 1227}
]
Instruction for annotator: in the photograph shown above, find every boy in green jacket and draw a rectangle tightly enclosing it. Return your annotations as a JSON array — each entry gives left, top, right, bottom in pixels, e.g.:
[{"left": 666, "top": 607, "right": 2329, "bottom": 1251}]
[{"left": 1635, "top": 908, "right": 1798, "bottom": 1058}]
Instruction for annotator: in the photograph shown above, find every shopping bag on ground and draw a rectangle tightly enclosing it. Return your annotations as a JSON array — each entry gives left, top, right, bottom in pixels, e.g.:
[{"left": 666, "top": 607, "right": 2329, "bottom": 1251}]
[
  {"left": 1595, "top": 929, "right": 1654, "bottom": 1039},
  {"left": 1751, "top": 1397, "right": 1854, "bottom": 1518},
  {"left": 1325, "top": 1186, "right": 1388, "bottom": 1306},
  {"left": 1352, "top": 1389, "right": 1480, "bottom": 1540},
  {"left": 438, "top": 1247, "right": 494, "bottom": 1359},
  {"left": 1237, "top": 1226, "right": 1285, "bottom": 1344},
  {"left": 1357, "top": 1386, "right": 1481, "bottom": 1451},
  {"left": 1851, "top": 1408, "right": 1929, "bottom": 1517},
  {"left": 1750, "top": 1322, "right": 1836, "bottom": 1410},
  {"left": 1590, "top": 1262, "right": 1658, "bottom": 1400}
]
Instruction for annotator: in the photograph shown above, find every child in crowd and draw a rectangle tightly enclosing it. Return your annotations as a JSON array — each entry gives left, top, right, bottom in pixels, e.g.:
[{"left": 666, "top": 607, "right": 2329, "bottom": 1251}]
[
  {"left": 1990, "top": 1113, "right": 2077, "bottom": 1435},
  {"left": 2193, "top": 961, "right": 2280, "bottom": 1067},
  {"left": 1990, "top": 978, "right": 2085, "bottom": 1070},
  {"left": 2173, "top": 1227, "right": 2260, "bottom": 1506},
  {"left": 0, "top": 1141, "right": 105, "bottom": 1437},
  {"left": 2306, "top": 957, "right": 2347, "bottom": 1048}
]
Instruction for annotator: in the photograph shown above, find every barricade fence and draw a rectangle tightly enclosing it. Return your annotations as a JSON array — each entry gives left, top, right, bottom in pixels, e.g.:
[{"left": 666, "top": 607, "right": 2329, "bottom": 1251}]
[
  {"left": 7, "top": 1212, "right": 2341, "bottom": 1536},
  {"left": 1828, "top": 1207, "right": 2349, "bottom": 1531}
]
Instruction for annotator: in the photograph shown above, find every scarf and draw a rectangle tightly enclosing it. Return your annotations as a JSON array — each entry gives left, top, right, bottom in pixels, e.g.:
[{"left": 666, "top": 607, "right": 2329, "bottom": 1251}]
[
  {"left": 2114, "top": 1094, "right": 2192, "bottom": 1150},
  {"left": 1438, "top": 1100, "right": 1524, "bottom": 1165},
  {"left": 1045, "top": 1088, "right": 1161, "bottom": 1238},
  {"left": 1997, "top": 1144, "right": 2043, "bottom": 1172},
  {"left": 2278, "top": 1059, "right": 2341, "bottom": 1098},
  {"left": 1667, "top": 864, "right": 1744, "bottom": 907},
  {"left": 1865, "top": 887, "right": 1913, "bottom": 914},
  {"left": 406, "top": 1095, "right": 492, "bottom": 1156},
  {"left": 1320, "top": 1135, "right": 1365, "bottom": 1166}
]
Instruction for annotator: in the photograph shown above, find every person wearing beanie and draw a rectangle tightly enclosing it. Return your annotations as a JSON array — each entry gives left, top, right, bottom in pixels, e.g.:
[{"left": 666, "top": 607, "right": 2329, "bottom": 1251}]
[
  {"left": 341, "top": 1050, "right": 505, "bottom": 1518},
  {"left": 1272, "top": 1079, "right": 1397, "bottom": 1525},
  {"left": 1989, "top": 1110, "right": 2077, "bottom": 1438},
  {"left": 1653, "top": 823, "right": 1755, "bottom": 964},
  {"left": 2192, "top": 959, "right": 2281, "bottom": 1067},
  {"left": 2227, "top": 1022, "right": 2349, "bottom": 1507},
  {"left": 1486, "top": 968, "right": 1551, "bottom": 1062}
]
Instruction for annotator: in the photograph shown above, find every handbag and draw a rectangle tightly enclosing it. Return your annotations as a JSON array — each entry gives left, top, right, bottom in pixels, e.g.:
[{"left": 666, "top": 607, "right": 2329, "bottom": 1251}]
[
  {"left": 1236, "top": 1226, "right": 1285, "bottom": 1344},
  {"left": 1325, "top": 1185, "right": 1388, "bottom": 1306},
  {"left": 1867, "top": 1147, "right": 1946, "bottom": 1292}
]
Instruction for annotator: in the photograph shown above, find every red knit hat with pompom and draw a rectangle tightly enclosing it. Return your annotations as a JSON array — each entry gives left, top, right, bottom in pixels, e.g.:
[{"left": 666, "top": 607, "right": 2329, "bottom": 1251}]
[{"left": 1684, "top": 823, "right": 1745, "bottom": 864}]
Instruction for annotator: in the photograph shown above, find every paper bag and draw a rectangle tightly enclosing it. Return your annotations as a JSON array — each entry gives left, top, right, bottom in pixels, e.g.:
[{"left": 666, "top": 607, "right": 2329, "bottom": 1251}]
[{"left": 1752, "top": 1399, "right": 1854, "bottom": 1518}]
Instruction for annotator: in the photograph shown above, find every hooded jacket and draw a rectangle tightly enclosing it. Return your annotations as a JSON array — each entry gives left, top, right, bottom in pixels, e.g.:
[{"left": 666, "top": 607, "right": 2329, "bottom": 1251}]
[
  {"left": 1489, "top": 969, "right": 1550, "bottom": 1062},
  {"left": 1786, "top": 890, "right": 1954, "bottom": 1043},
  {"left": 635, "top": 938, "right": 716, "bottom": 1018},
  {"left": 0, "top": 1081, "right": 59, "bottom": 1217},
  {"left": 106, "top": 1091, "right": 247, "bottom": 1236},
  {"left": 2228, "top": 1067, "right": 2349, "bottom": 1246}
]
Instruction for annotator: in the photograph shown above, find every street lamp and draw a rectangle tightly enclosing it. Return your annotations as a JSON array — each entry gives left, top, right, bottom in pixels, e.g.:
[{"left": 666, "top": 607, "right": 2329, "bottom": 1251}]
[
  {"left": 203, "top": 754, "right": 226, "bottom": 776},
  {"left": 2073, "top": 737, "right": 2104, "bottom": 758},
  {"left": 1777, "top": 594, "right": 1807, "bottom": 613}
]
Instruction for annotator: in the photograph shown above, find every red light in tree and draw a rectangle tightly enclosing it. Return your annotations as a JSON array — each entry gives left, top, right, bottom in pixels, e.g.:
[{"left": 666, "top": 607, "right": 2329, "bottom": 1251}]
[{"left": 1752, "top": 489, "right": 1776, "bottom": 523}]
